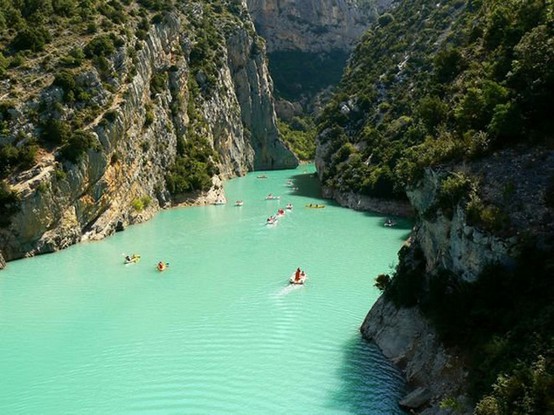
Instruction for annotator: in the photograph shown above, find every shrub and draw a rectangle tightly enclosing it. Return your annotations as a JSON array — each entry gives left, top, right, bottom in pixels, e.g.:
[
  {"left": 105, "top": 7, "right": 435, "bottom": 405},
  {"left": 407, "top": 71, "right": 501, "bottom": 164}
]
[
  {"left": 0, "top": 181, "right": 19, "bottom": 227},
  {"left": 374, "top": 274, "right": 391, "bottom": 291},
  {"left": 59, "top": 130, "right": 97, "bottom": 163},
  {"left": 84, "top": 35, "right": 115, "bottom": 58},
  {"left": 12, "top": 25, "right": 51, "bottom": 52},
  {"left": 41, "top": 119, "right": 71, "bottom": 145},
  {"left": 437, "top": 172, "right": 474, "bottom": 215}
]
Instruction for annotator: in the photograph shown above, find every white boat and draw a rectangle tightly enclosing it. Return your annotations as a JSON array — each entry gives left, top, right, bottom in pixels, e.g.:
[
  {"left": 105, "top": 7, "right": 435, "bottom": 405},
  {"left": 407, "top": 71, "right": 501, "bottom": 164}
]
[
  {"left": 286, "top": 203, "right": 293, "bottom": 210},
  {"left": 265, "top": 194, "right": 280, "bottom": 200},
  {"left": 214, "top": 199, "right": 226, "bottom": 205},
  {"left": 266, "top": 217, "right": 278, "bottom": 225},
  {"left": 235, "top": 200, "right": 244, "bottom": 206},
  {"left": 289, "top": 272, "right": 307, "bottom": 285}
]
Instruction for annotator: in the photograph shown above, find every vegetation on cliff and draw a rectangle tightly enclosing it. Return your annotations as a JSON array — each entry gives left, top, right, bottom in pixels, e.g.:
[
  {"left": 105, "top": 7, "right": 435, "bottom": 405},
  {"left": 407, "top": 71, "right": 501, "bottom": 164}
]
[
  {"left": 317, "top": 0, "right": 553, "bottom": 199},
  {"left": 344, "top": 0, "right": 554, "bottom": 411},
  {"left": 0, "top": 0, "right": 257, "bottom": 225}
]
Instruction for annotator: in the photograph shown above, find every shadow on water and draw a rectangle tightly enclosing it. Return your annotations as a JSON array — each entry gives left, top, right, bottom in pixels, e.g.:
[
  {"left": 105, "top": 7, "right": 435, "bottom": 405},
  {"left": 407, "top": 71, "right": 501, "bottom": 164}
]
[
  {"left": 287, "top": 172, "right": 333, "bottom": 201},
  {"left": 327, "top": 335, "right": 408, "bottom": 415},
  {"left": 286, "top": 170, "right": 414, "bottom": 242},
  {"left": 362, "top": 209, "right": 414, "bottom": 242}
]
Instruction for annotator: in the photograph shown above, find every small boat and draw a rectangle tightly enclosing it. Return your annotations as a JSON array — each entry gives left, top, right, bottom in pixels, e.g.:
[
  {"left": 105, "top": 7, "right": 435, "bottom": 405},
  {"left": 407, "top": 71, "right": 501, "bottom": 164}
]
[
  {"left": 290, "top": 272, "right": 307, "bottom": 285},
  {"left": 266, "top": 216, "right": 278, "bottom": 225},
  {"left": 265, "top": 194, "right": 280, "bottom": 200},
  {"left": 384, "top": 219, "right": 397, "bottom": 227},
  {"left": 124, "top": 254, "right": 141, "bottom": 264},
  {"left": 235, "top": 200, "right": 244, "bottom": 206},
  {"left": 257, "top": 175, "right": 268, "bottom": 179},
  {"left": 276, "top": 209, "right": 285, "bottom": 216},
  {"left": 214, "top": 199, "right": 226, "bottom": 205},
  {"left": 286, "top": 203, "right": 293, "bottom": 210},
  {"left": 285, "top": 180, "right": 294, "bottom": 187},
  {"left": 156, "top": 262, "right": 169, "bottom": 272},
  {"left": 305, "top": 203, "right": 325, "bottom": 209}
]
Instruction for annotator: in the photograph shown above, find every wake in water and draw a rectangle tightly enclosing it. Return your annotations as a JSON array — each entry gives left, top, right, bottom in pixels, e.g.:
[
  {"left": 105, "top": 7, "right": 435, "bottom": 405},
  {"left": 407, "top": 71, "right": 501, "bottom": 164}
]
[{"left": 274, "top": 283, "right": 304, "bottom": 298}]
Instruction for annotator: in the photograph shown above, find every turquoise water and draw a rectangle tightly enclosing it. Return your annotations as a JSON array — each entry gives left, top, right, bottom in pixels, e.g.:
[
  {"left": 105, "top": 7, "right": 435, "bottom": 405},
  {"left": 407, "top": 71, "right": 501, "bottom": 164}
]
[{"left": 0, "top": 165, "right": 410, "bottom": 414}]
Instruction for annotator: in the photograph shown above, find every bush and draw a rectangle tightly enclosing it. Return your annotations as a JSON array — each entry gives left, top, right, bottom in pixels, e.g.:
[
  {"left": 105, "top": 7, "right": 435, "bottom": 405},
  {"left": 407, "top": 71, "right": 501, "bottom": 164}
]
[
  {"left": 12, "top": 25, "right": 51, "bottom": 52},
  {"left": 0, "top": 181, "right": 19, "bottom": 227},
  {"left": 437, "top": 172, "right": 474, "bottom": 215},
  {"left": 374, "top": 274, "right": 391, "bottom": 291},
  {"left": 59, "top": 130, "right": 97, "bottom": 163},
  {"left": 41, "top": 119, "right": 71, "bottom": 145},
  {"left": 131, "top": 195, "right": 151, "bottom": 212},
  {"left": 84, "top": 35, "right": 115, "bottom": 58}
]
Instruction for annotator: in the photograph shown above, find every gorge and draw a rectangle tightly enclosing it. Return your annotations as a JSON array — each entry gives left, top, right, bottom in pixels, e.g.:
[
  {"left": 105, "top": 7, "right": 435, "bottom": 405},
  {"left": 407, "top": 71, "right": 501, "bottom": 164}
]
[{"left": 1, "top": 1, "right": 553, "bottom": 414}]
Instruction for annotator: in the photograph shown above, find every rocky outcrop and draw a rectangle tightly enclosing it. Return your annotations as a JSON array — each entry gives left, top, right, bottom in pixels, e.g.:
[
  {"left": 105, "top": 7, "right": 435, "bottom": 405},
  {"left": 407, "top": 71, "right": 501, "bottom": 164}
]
[
  {"left": 321, "top": 186, "right": 413, "bottom": 217},
  {"left": 246, "top": 0, "right": 378, "bottom": 53},
  {"left": 0, "top": 3, "right": 297, "bottom": 262},
  {"left": 361, "top": 296, "right": 471, "bottom": 414},
  {"left": 361, "top": 147, "right": 554, "bottom": 413}
]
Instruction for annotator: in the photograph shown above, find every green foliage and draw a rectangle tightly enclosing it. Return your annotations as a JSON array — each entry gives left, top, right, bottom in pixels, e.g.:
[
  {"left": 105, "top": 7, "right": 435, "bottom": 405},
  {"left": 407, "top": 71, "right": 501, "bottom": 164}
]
[
  {"left": 436, "top": 172, "right": 474, "bottom": 217},
  {"left": 166, "top": 134, "right": 217, "bottom": 195},
  {"left": 150, "top": 71, "right": 167, "bottom": 96},
  {"left": 84, "top": 34, "right": 116, "bottom": 58},
  {"left": 475, "top": 355, "right": 554, "bottom": 415},
  {"left": 378, "top": 13, "right": 394, "bottom": 27},
  {"left": 41, "top": 118, "right": 71, "bottom": 145},
  {"left": 374, "top": 274, "right": 391, "bottom": 291},
  {"left": 277, "top": 117, "right": 316, "bottom": 161},
  {"left": 0, "top": 181, "right": 19, "bottom": 227},
  {"left": 131, "top": 195, "right": 152, "bottom": 212},
  {"left": 466, "top": 194, "right": 510, "bottom": 233},
  {"left": 0, "top": 141, "right": 37, "bottom": 178},
  {"left": 59, "top": 130, "right": 98, "bottom": 163},
  {"left": 12, "top": 25, "right": 51, "bottom": 51},
  {"left": 317, "top": 0, "right": 554, "bottom": 200}
]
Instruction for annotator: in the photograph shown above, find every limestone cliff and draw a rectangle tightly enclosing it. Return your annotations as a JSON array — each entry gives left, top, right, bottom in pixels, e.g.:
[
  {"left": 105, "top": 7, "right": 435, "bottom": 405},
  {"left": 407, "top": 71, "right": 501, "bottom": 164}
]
[
  {"left": 0, "top": 1, "right": 297, "bottom": 263},
  {"left": 360, "top": 148, "right": 554, "bottom": 413},
  {"left": 246, "top": 0, "right": 378, "bottom": 53}
]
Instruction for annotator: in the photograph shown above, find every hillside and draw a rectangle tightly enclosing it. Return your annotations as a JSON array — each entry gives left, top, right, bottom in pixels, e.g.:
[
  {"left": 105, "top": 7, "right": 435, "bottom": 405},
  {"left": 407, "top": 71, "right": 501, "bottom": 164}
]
[
  {"left": 316, "top": 0, "right": 554, "bottom": 413},
  {"left": 0, "top": 0, "right": 297, "bottom": 262}
]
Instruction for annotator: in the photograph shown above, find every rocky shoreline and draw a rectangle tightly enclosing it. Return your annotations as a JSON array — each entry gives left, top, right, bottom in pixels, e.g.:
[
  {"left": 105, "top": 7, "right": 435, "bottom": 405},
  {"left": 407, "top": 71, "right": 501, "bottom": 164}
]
[{"left": 361, "top": 296, "right": 472, "bottom": 414}]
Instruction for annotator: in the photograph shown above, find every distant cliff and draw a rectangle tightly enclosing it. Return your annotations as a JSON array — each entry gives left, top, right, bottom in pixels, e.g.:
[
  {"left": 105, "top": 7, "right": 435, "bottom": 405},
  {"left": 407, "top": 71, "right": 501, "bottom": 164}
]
[
  {"left": 246, "top": 0, "right": 379, "bottom": 53},
  {"left": 0, "top": 1, "right": 297, "bottom": 264},
  {"left": 245, "top": 0, "right": 394, "bottom": 107}
]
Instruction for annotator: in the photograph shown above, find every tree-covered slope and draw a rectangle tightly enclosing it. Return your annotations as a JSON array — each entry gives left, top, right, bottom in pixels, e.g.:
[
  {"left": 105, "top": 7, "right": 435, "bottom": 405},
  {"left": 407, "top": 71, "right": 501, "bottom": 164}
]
[
  {"left": 316, "top": 0, "right": 553, "bottom": 200},
  {"left": 319, "top": 0, "right": 554, "bottom": 412}
]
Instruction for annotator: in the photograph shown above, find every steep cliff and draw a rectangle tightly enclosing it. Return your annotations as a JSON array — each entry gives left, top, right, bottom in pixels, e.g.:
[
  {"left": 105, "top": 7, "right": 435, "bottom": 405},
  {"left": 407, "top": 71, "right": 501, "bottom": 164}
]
[
  {"left": 246, "top": 0, "right": 378, "bottom": 53},
  {"left": 0, "top": 1, "right": 297, "bottom": 264},
  {"left": 315, "top": 0, "right": 554, "bottom": 412}
]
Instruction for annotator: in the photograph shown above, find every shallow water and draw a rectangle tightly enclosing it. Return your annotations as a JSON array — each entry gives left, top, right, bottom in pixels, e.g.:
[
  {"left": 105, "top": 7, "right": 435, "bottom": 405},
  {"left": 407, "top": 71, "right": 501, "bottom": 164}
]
[{"left": 0, "top": 165, "right": 410, "bottom": 414}]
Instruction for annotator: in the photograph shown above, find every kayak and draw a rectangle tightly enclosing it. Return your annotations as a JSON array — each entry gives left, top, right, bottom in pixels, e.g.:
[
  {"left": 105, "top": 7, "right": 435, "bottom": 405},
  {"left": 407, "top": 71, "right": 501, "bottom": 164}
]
[
  {"left": 305, "top": 204, "right": 325, "bottom": 209},
  {"left": 124, "top": 254, "right": 141, "bottom": 264},
  {"left": 156, "top": 262, "right": 169, "bottom": 272}
]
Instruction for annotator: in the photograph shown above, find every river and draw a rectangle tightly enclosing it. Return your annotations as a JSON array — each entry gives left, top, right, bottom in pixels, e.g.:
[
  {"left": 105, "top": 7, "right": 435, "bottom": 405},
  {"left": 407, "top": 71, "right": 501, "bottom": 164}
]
[{"left": 0, "top": 164, "right": 410, "bottom": 414}]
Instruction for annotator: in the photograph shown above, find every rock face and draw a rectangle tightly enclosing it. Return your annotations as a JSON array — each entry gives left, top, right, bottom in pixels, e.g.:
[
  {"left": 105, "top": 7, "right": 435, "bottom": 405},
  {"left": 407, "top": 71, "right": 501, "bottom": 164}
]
[
  {"left": 361, "top": 148, "right": 554, "bottom": 413},
  {"left": 0, "top": 3, "right": 297, "bottom": 262},
  {"left": 361, "top": 294, "right": 471, "bottom": 414},
  {"left": 246, "top": 0, "right": 377, "bottom": 53}
]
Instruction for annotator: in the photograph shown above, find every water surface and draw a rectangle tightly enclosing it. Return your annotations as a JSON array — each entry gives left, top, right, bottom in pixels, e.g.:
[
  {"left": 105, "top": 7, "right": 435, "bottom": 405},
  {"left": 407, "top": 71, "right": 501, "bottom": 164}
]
[{"left": 0, "top": 165, "right": 410, "bottom": 414}]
